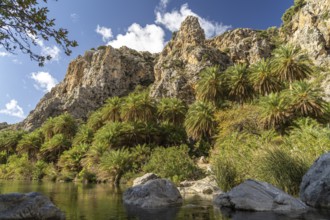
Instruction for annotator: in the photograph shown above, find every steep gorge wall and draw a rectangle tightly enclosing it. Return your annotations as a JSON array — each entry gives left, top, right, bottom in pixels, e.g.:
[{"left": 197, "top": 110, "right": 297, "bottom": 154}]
[{"left": 21, "top": 47, "right": 155, "bottom": 130}]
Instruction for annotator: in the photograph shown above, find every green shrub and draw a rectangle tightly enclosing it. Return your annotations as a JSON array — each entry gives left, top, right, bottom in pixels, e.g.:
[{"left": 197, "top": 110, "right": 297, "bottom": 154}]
[
  {"left": 257, "top": 147, "right": 308, "bottom": 195},
  {"left": 32, "top": 160, "right": 48, "bottom": 180},
  {"left": 43, "top": 163, "right": 58, "bottom": 181},
  {"left": 0, "top": 154, "right": 33, "bottom": 180},
  {"left": 57, "top": 144, "right": 89, "bottom": 174},
  {"left": 143, "top": 145, "right": 203, "bottom": 183},
  {"left": 212, "top": 158, "right": 239, "bottom": 192},
  {"left": 211, "top": 133, "right": 259, "bottom": 190},
  {"left": 99, "top": 148, "right": 132, "bottom": 184}
]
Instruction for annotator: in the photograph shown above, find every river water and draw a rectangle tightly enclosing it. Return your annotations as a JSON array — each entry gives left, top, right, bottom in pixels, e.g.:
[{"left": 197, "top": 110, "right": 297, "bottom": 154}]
[{"left": 0, "top": 181, "right": 329, "bottom": 220}]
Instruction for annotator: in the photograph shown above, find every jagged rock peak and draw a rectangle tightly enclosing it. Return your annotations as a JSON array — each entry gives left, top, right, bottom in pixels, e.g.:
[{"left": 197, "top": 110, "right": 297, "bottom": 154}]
[
  {"left": 150, "top": 16, "right": 230, "bottom": 103},
  {"left": 174, "top": 16, "right": 205, "bottom": 45}
]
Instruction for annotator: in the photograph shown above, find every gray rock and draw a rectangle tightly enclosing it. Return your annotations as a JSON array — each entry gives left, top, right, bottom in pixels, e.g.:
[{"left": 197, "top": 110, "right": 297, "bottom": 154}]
[
  {"left": 123, "top": 179, "right": 183, "bottom": 208},
  {"left": 0, "top": 192, "right": 65, "bottom": 220},
  {"left": 133, "top": 173, "right": 159, "bottom": 186},
  {"left": 179, "top": 176, "right": 221, "bottom": 199},
  {"left": 214, "top": 179, "right": 307, "bottom": 212},
  {"left": 300, "top": 152, "right": 330, "bottom": 208}
]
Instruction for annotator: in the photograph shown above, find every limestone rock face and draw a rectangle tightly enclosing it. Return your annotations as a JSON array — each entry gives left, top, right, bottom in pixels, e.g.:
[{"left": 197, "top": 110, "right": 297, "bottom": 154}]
[
  {"left": 285, "top": 0, "right": 330, "bottom": 67},
  {"left": 214, "top": 179, "right": 307, "bottom": 212},
  {"left": 123, "top": 179, "right": 183, "bottom": 208},
  {"left": 150, "top": 16, "right": 231, "bottom": 103},
  {"left": 0, "top": 192, "right": 64, "bottom": 220},
  {"left": 207, "top": 28, "right": 274, "bottom": 64},
  {"left": 20, "top": 46, "right": 155, "bottom": 131},
  {"left": 283, "top": 0, "right": 330, "bottom": 99},
  {"left": 300, "top": 152, "right": 330, "bottom": 208}
]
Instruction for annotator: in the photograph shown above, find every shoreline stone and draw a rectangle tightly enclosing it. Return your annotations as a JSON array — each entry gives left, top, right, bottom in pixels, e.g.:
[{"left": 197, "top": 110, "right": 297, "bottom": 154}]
[
  {"left": 300, "top": 152, "right": 330, "bottom": 208},
  {"left": 214, "top": 179, "right": 307, "bottom": 212},
  {"left": 0, "top": 192, "right": 65, "bottom": 220},
  {"left": 123, "top": 179, "right": 183, "bottom": 209}
]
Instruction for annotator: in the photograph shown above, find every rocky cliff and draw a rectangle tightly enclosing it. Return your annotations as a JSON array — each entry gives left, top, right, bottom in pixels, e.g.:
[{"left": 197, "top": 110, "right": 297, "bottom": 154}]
[
  {"left": 21, "top": 47, "right": 155, "bottom": 130},
  {"left": 282, "top": 0, "right": 330, "bottom": 98},
  {"left": 150, "top": 16, "right": 230, "bottom": 103},
  {"left": 283, "top": 0, "right": 330, "bottom": 66},
  {"left": 19, "top": 0, "right": 330, "bottom": 130},
  {"left": 150, "top": 16, "right": 274, "bottom": 102}
]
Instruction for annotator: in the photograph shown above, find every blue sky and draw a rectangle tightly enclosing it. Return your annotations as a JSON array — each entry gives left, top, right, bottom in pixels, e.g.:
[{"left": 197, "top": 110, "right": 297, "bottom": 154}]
[{"left": 0, "top": 0, "right": 293, "bottom": 124}]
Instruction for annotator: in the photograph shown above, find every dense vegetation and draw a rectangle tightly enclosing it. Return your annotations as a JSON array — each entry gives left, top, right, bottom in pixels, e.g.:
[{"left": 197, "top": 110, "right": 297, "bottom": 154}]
[{"left": 0, "top": 44, "right": 329, "bottom": 195}]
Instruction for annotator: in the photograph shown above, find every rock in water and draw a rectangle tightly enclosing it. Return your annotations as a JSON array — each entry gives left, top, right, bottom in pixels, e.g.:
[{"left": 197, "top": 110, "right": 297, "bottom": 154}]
[
  {"left": 0, "top": 192, "right": 64, "bottom": 220},
  {"left": 300, "top": 152, "right": 330, "bottom": 208},
  {"left": 179, "top": 176, "right": 221, "bottom": 198},
  {"left": 214, "top": 179, "right": 307, "bottom": 212},
  {"left": 132, "top": 173, "right": 159, "bottom": 186},
  {"left": 123, "top": 179, "right": 183, "bottom": 208}
]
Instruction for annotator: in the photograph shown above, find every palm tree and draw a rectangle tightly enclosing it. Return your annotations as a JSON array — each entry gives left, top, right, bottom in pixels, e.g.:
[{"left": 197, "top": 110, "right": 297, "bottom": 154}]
[
  {"left": 138, "top": 92, "right": 156, "bottom": 123},
  {"left": 157, "top": 98, "right": 187, "bottom": 125},
  {"left": 100, "top": 148, "right": 132, "bottom": 186},
  {"left": 287, "top": 80, "right": 326, "bottom": 118},
  {"left": 249, "top": 59, "right": 282, "bottom": 95},
  {"left": 0, "top": 130, "right": 25, "bottom": 156},
  {"left": 52, "top": 113, "right": 77, "bottom": 138},
  {"left": 101, "top": 96, "right": 122, "bottom": 122},
  {"left": 272, "top": 44, "right": 313, "bottom": 85},
  {"left": 259, "top": 93, "right": 291, "bottom": 130},
  {"left": 184, "top": 101, "right": 216, "bottom": 141},
  {"left": 39, "top": 134, "right": 71, "bottom": 162},
  {"left": 41, "top": 117, "right": 55, "bottom": 140},
  {"left": 121, "top": 92, "right": 155, "bottom": 123},
  {"left": 92, "top": 122, "right": 132, "bottom": 149},
  {"left": 195, "top": 66, "right": 225, "bottom": 106},
  {"left": 225, "top": 63, "right": 253, "bottom": 105},
  {"left": 72, "top": 124, "right": 94, "bottom": 146},
  {"left": 86, "top": 110, "right": 104, "bottom": 132},
  {"left": 57, "top": 143, "right": 89, "bottom": 173},
  {"left": 17, "top": 129, "right": 44, "bottom": 161}
]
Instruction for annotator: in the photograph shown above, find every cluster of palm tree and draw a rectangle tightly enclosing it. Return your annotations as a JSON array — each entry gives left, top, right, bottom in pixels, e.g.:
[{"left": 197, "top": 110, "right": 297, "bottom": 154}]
[{"left": 194, "top": 44, "right": 326, "bottom": 133}]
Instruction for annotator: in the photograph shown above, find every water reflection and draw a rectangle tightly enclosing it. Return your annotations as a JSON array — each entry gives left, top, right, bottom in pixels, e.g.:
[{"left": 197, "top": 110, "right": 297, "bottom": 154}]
[{"left": 0, "top": 181, "right": 328, "bottom": 220}]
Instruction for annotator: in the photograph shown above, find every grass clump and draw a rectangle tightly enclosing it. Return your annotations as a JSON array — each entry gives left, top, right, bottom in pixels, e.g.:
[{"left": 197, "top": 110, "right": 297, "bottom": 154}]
[{"left": 143, "top": 145, "right": 203, "bottom": 183}]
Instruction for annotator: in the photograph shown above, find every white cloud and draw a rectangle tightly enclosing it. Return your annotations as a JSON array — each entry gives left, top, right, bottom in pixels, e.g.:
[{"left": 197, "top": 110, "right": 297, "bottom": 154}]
[
  {"left": 155, "top": 3, "right": 231, "bottom": 38},
  {"left": 41, "top": 45, "right": 61, "bottom": 61},
  {"left": 160, "top": 0, "right": 170, "bottom": 9},
  {"left": 0, "top": 51, "right": 10, "bottom": 57},
  {"left": 30, "top": 71, "right": 58, "bottom": 92},
  {"left": 70, "top": 13, "right": 79, "bottom": 23},
  {"left": 27, "top": 33, "right": 61, "bottom": 62},
  {"left": 0, "top": 99, "right": 25, "bottom": 119},
  {"left": 96, "top": 25, "right": 113, "bottom": 42},
  {"left": 108, "top": 23, "right": 165, "bottom": 53}
]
